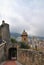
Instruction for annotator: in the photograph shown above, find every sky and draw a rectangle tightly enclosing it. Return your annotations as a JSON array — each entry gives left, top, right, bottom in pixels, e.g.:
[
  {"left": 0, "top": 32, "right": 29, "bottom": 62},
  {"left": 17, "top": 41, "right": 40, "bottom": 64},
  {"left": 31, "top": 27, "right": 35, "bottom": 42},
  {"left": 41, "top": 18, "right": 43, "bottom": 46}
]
[{"left": 0, "top": 0, "right": 44, "bottom": 36}]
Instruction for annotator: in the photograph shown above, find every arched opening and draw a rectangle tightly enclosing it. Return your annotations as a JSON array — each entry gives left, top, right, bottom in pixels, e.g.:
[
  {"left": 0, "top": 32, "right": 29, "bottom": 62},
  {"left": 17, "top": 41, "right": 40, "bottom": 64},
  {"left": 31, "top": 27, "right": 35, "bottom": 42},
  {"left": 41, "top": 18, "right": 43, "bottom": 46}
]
[{"left": 8, "top": 47, "right": 17, "bottom": 60}]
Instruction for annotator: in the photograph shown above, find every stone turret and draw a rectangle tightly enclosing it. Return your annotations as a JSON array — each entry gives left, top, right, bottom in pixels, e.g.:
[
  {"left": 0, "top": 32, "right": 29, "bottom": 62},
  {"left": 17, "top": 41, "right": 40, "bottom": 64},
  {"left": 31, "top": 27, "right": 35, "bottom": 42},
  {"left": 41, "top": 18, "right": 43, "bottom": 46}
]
[
  {"left": 21, "top": 30, "right": 28, "bottom": 43},
  {"left": 1, "top": 20, "right": 10, "bottom": 44},
  {"left": 0, "top": 26, "right": 2, "bottom": 43}
]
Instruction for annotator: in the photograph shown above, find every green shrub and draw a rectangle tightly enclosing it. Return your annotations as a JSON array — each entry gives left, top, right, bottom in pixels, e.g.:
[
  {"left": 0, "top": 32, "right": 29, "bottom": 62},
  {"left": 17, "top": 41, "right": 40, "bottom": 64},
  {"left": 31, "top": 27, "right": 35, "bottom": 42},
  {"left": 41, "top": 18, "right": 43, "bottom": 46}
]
[
  {"left": 20, "top": 42, "right": 30, "bottom": 49},
  {"left": 11, "top": 38, "right": 17, "bottom": 43}
]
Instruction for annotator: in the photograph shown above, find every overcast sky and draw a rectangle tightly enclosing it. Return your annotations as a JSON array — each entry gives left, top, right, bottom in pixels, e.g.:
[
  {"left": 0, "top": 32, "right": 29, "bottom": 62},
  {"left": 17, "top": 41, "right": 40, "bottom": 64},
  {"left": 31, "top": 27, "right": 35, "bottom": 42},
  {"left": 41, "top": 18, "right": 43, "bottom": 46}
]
[{"left": 0, "top": 0, "right": 44, "bottom": 36}]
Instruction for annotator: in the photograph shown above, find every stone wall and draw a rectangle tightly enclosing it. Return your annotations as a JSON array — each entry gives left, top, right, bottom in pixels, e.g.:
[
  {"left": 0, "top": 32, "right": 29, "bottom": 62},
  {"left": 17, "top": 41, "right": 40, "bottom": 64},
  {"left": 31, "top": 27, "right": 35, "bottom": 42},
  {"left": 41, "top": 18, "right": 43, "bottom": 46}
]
[
  {"left": 0, "top": 43, "right": 6, "bottom": 63},
  {"left": 17, "top": 49, "right": 44, "bottom": 65}
]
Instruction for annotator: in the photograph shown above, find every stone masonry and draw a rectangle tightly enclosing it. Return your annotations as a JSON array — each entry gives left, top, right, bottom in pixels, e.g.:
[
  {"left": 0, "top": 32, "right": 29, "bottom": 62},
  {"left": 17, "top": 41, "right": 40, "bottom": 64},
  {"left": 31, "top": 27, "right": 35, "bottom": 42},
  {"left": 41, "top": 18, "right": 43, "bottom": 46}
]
[
  {"left": 0, "top": 43, "right": 6, "bottom": 63},
  {"left": 17, "top": 49, "right": 44, "bottom": 65}
]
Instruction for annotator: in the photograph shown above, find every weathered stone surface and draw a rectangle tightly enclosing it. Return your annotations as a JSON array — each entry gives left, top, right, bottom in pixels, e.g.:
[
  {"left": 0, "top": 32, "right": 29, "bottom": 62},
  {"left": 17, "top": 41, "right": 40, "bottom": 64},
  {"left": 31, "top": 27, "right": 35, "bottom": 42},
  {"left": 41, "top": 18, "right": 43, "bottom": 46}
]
[
  {"left": 1, "top": 20, "right": 10, "bottom": 44},
  {"left": 0, "top": 43, "right": 6, "bottom": 63},
  {"left": 17, "top": 49, "right": 44, "bottom": 65}
]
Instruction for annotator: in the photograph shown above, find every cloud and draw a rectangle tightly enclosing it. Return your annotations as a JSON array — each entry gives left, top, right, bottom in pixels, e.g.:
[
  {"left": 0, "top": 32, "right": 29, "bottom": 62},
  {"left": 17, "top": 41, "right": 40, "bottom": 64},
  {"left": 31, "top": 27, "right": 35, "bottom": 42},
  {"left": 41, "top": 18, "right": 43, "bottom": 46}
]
[{"left": 0, "top": 0, "right": 44, "bottom": 36}]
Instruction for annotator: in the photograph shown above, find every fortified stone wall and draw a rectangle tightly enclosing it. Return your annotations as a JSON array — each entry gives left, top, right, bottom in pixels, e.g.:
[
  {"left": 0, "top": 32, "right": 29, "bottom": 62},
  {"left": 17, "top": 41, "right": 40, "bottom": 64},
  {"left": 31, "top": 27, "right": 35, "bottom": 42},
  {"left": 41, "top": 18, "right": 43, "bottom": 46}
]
[
  {"left": 0, "top": 43, "right": 6, "bottom": 63},
  {"left": 17, "top": 49, "right": 44, "bottom": 65}
]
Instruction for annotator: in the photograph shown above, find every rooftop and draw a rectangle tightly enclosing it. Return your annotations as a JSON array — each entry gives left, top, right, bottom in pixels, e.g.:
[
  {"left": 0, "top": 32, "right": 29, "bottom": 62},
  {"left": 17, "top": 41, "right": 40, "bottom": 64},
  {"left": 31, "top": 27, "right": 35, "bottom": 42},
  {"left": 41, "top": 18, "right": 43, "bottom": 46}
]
[{"left": 21, "top": 30, "right": 28, "bottom": 36}]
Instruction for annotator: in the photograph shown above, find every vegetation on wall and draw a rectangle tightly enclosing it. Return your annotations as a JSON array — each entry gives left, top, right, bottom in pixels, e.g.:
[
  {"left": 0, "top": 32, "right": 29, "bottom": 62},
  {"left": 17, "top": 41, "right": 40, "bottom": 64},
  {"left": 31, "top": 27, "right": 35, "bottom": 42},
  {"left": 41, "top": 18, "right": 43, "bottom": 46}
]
[
  {"left": 11, "top": 38, "right": 30, "bottom": 49},
  {"left": 19, "top": 42, "right": 30, "bottom": 49}
]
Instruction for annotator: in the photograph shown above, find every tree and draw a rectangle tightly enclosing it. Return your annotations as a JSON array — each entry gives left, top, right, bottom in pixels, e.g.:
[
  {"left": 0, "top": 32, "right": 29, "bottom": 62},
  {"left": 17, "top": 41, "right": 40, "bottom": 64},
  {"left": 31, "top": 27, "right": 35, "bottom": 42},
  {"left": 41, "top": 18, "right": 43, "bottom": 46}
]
[
  {"left": 19, "top": 42, "right": 30, "bottom": 49},
  {"left": 11, "top": 38, "right": 17, "bottom": 43}
]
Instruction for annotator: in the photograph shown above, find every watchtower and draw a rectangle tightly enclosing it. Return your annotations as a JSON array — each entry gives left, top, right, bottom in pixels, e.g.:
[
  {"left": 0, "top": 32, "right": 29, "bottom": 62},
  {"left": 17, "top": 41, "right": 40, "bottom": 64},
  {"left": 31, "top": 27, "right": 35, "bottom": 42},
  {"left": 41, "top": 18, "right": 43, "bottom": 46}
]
[
  {"left": 21, "top": 30, "right": 28, "bottom": 43},
  {"left": 1, "top": 20, "right": 10, "bottom": 44}
]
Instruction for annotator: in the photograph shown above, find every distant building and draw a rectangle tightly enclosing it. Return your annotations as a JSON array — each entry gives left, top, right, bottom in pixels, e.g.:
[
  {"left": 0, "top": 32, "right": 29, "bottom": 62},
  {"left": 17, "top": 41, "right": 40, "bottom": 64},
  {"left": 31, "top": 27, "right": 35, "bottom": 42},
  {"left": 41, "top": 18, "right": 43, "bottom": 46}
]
[{"left": 21, "top": 30, "right": 28, "bottom": 43}]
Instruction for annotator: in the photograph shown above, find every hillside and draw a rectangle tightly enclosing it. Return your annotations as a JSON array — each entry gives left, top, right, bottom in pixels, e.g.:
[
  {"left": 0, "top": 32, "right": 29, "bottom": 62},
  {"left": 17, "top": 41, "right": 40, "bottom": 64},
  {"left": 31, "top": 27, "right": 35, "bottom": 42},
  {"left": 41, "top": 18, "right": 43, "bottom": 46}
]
[
  {"left": 10, "top": 32, "right": 21, "bottom": 38},
  {"left": 10, "top": 32, "right": 44, "bottom": 40}
]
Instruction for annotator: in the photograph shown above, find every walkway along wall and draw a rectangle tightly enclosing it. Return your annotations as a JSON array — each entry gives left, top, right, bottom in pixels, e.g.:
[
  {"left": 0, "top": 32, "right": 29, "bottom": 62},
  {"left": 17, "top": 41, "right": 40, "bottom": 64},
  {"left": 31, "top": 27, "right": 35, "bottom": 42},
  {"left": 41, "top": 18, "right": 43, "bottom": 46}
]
[
  {"left": 0, "top": 43, "right": 6, "bottom": 63},
  {"left": 17, "top": 49, "right": 44, "bottom": 65}
]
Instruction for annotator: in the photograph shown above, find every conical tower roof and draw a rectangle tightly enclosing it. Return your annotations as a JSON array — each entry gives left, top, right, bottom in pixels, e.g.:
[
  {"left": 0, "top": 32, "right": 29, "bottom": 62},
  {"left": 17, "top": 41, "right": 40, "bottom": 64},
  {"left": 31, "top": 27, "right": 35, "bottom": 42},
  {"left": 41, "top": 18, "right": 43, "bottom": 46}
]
[{"left": 21, "top": 30, "right": 28, "bottom": 36}]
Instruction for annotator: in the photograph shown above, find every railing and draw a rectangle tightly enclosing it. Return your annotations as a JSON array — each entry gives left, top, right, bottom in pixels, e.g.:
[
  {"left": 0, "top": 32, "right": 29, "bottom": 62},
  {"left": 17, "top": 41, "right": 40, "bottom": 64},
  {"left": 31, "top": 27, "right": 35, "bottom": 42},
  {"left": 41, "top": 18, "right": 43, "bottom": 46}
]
[{"left": 17, "top": 49, "right": 44, "bottom": 65}]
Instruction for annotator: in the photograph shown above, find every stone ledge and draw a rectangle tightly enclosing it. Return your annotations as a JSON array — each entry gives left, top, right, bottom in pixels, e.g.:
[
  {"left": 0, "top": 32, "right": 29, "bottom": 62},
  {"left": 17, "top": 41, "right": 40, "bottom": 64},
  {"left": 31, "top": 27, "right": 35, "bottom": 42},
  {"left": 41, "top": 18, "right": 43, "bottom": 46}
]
[
  {"left": 15, "top": 61, "right": 22, "bottom": 65},
  {"left": 0, "top": 43, "right": 6, "bottom": 47}
]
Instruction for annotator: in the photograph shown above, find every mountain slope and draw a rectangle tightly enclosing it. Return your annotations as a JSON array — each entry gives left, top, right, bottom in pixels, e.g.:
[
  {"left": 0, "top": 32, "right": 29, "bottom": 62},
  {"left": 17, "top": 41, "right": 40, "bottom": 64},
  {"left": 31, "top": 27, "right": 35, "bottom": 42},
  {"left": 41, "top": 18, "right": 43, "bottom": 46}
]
[
  {"left": 10, "top": 32, "right": 21, "bottom": 38},
  {"left": 10, "top": 32, "right": 44, "bottom": 40}
]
